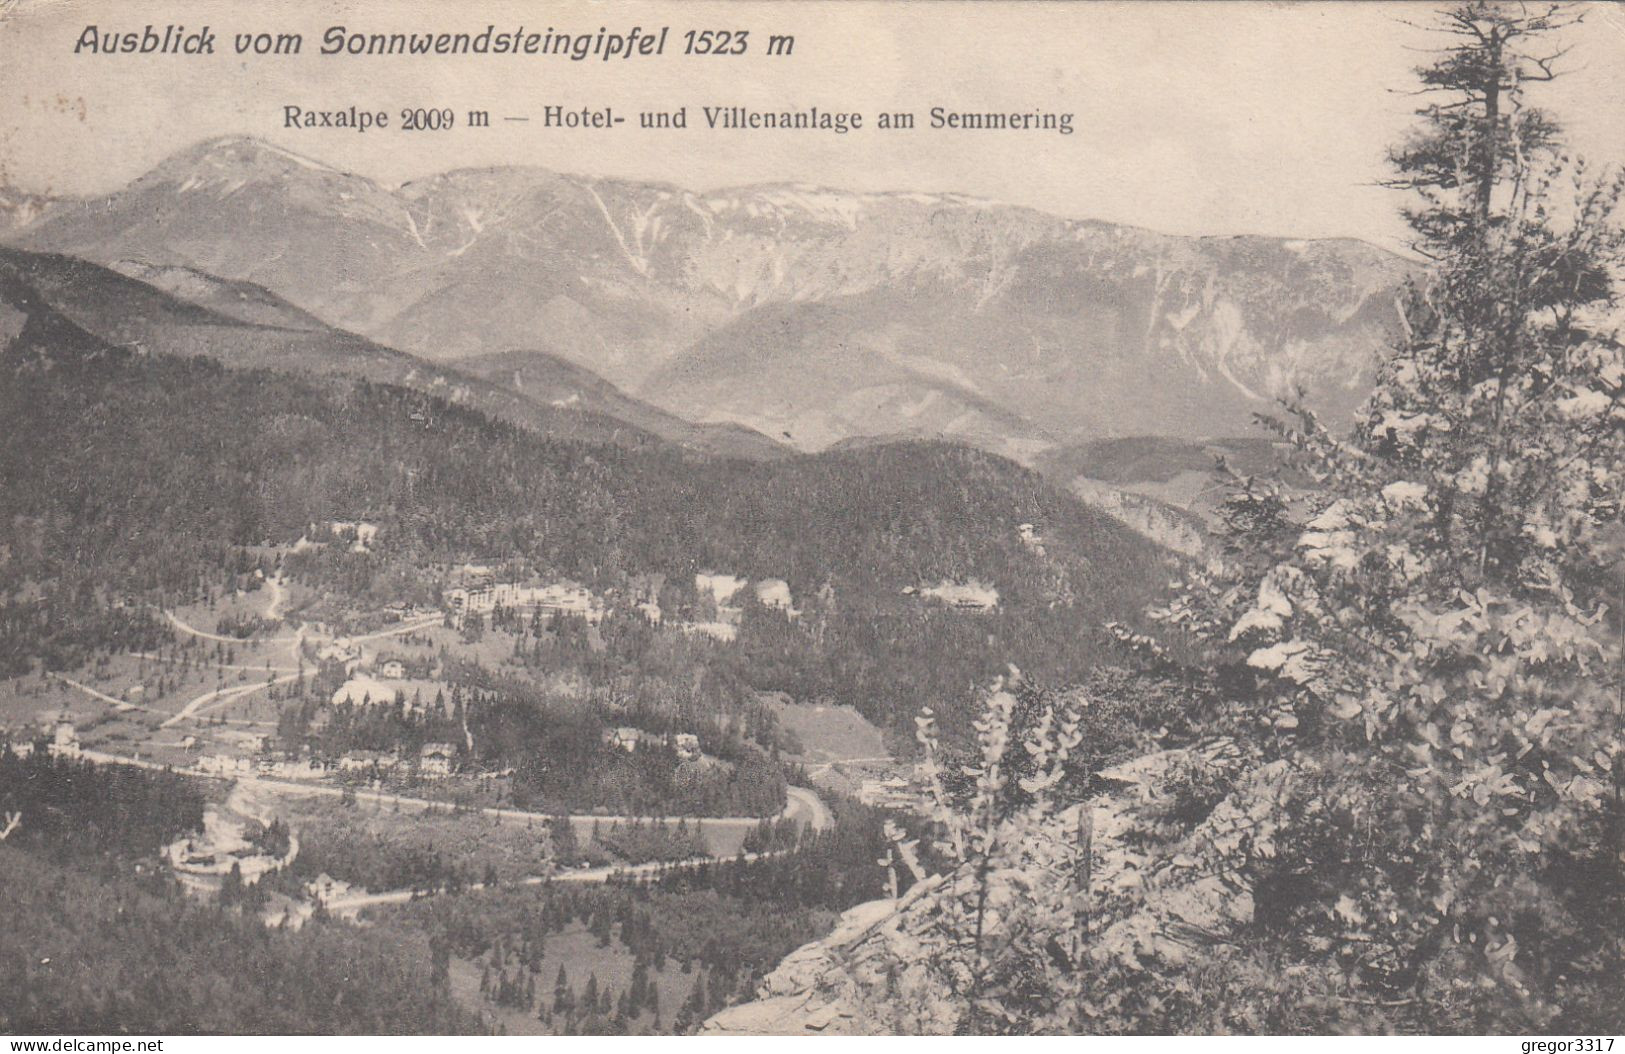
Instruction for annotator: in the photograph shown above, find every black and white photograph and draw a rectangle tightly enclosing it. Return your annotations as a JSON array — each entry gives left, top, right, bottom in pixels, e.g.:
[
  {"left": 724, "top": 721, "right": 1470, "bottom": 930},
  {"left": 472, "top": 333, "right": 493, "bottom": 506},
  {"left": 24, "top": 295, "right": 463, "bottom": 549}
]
[{"left": 0, "top": 0, "right": 1622, "bottom": 1040}]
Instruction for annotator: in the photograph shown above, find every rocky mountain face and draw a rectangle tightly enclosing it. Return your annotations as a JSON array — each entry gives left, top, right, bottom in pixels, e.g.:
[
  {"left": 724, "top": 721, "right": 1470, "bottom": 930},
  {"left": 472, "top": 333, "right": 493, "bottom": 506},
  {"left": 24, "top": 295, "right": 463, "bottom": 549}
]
[
  {"left": 6, "top": 137, "right": 1414, "bottom": 460},
  {"left": 703, "top": 741, "right": 1268, "bottom": 1035},
  {"left": 1061, "top": 479, "right": 1210, "bottom": 558}
]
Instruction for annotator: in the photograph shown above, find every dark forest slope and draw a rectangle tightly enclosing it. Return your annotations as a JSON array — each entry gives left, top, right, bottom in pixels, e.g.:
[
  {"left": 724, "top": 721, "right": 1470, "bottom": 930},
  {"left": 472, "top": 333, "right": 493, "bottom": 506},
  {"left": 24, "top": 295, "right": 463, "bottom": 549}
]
[
  {"left": 2, "top": 276, "right": 1174, "bottom": 738},
  {"left": 0, "top": 246, "right": 783, "bottom": 459}
]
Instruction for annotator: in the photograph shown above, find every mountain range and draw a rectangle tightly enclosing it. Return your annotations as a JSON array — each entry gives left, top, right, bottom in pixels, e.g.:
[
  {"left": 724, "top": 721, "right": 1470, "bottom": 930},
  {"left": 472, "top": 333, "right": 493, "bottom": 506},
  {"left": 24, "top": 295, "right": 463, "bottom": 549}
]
[
  {"left": 3, "top": 136, "right": 1414, "bottom": 465},
  {"left": 0, "top": 244, "right": 784, "bottom": 460}
]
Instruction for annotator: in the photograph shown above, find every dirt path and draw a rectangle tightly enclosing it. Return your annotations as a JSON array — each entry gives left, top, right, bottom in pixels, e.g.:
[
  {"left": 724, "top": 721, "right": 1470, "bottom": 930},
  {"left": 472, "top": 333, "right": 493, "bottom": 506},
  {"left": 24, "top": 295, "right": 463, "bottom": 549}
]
[
  {"left": 160, "top": 670, "right": 303, "bottom": 728},
  {"left": 71, "top": 747, "right": 830, "bottom": 841},
  {"left": 805, "top": 756, "right": 894, "bottom": 775},
  {"left": 152, "top": 608, "right": 436, "bottom": 730},
  {"left": 75, "top": 747, "right": 830, "bottom": 924},
  {"left": 165, "top": 610, "right": 298, "bottom": 647},
  {"left": 342, "top": 615, "right": 443, "bottom": 644},
  {"left": 49, "top": 673, "right": 155, "bottom": 715}
]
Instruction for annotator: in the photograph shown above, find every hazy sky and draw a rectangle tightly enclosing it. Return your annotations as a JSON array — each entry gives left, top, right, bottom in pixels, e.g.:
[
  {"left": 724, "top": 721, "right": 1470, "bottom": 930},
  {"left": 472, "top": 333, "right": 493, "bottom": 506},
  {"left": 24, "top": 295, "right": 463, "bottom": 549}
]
[{"left": 2, "top": 0, "right": 1623, "bottom": 250}]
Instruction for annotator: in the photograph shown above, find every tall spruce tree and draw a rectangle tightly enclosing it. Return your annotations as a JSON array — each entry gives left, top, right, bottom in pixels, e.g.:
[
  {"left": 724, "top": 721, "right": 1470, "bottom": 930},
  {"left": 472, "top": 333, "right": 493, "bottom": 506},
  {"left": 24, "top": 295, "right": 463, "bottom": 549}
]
[{"left": 1163, "top": 0, "right": 1624, "bottom": 1030}]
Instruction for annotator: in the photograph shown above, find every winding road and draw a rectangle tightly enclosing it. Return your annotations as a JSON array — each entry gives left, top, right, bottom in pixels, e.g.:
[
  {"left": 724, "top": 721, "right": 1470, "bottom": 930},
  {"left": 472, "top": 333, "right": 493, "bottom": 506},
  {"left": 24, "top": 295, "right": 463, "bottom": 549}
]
[
  {"left": 163, "top": 610, "right": 297, "bottom": 648},
  {"left": 784, "top": 784, "right": 833, "bottom": 831},
  {"left": 75, "top": 746, "right": 830, "bottom": 862},
  {"left": 209, "top": 772, "right": 831, "bottom": 838},
  {"left": 318, "top": 849, "right": 791, "bottom": 917},
  {"left": 76, "top": 745, "right": 832, "bottom": 921},
  {"left": 55, "top": 582, "right": 838, "bottom": 918}
]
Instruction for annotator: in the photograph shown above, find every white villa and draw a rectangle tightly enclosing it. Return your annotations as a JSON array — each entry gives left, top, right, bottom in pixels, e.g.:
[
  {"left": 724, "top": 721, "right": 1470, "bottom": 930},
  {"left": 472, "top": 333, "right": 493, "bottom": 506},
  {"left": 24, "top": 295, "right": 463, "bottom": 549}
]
[
  {"left": 905, "top": 580, "right": 1000, "bottom": 611},
  {"left": 48, "top": 721, "right": 80, "bottom": 758},
  {"left": 443, "top": 581, "right": 605, "bottom": 626},
  {"left": 418, "top": 742, "right": 457, "bottom": 778}
]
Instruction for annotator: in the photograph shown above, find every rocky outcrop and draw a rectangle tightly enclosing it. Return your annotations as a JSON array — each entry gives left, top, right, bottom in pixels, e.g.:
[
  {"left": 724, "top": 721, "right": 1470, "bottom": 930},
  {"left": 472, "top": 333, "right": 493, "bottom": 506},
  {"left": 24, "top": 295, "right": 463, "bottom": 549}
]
[
  {"left": 1065, "top": 478, "right": 1211, "bottom": 559},
  {"left": 703, "top": 740, "right": 1274, "bottom": 1035},
  {"left": 699, "top": 894, "right": 940, "bottom": 1035}
]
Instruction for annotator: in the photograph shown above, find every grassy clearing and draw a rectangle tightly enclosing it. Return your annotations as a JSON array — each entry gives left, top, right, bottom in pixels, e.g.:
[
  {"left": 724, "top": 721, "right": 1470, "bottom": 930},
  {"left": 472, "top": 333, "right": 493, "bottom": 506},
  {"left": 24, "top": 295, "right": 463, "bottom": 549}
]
[
  {"left": 0, "top": 675, "right": 103, "bottom": 732},
  {"left": 769, "top": 695, "right": 888, "bottom": 764}
]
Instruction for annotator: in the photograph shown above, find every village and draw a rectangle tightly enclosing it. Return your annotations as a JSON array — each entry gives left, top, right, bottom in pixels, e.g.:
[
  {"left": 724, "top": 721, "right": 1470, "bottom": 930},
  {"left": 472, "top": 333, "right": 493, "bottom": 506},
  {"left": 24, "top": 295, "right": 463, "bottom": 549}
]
[{"left": 0, "top": 541, "right": 933, "bottom": 913}]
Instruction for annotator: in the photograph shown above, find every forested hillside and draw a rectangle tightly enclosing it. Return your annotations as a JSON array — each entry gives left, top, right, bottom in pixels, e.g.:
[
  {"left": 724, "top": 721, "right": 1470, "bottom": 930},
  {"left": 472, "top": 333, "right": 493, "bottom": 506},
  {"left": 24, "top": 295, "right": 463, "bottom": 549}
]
[
  {"left": 0, "top": 848, "right": 487, "bottom": 1034},
  {"left": 0, "top": 246, "right": 785, "bottom": 459},
  {"left": 1, "top": 278, "right": 1173, "bottom": 739},
  {"left": 0, "top": 755, "right": 484, "bottom": 1035}
]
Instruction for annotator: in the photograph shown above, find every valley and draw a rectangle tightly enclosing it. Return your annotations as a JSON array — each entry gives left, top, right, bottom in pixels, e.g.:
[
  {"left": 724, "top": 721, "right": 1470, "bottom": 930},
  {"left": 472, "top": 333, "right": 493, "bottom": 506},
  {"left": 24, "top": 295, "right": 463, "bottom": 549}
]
[
  {"left": 0, "top": 137, "right": 1422, "bottom": 1036},
  {"left": 0, "top": 239, "right": 1181, "bottom": 1032},
  {"left": 6, "top": 0, "right": 1624, "bottom": 1034}
]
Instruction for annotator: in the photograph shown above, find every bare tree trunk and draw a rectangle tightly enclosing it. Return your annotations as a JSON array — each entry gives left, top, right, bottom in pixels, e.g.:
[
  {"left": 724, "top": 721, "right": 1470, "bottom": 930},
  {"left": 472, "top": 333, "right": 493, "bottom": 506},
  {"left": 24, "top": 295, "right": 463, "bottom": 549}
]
[{"left": 1477, "top": 34, "right": 1503, "bottom": 222}]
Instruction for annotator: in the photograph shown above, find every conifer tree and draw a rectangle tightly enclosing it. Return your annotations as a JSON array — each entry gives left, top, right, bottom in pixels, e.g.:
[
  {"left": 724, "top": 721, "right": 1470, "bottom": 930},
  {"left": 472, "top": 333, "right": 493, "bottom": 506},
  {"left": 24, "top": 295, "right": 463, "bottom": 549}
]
[
  {"left": 673, "top": 971, "right": 706, "bottom": 1033},
  {"left": 1163, "top": 0, "right": 1623, "bottom": 1028},
  {"left": 553, "top": 964, "right": 570, "bottom": 1014},
  {"left": 582, "top": 972, "right": 599, "bottom": 1015}
]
